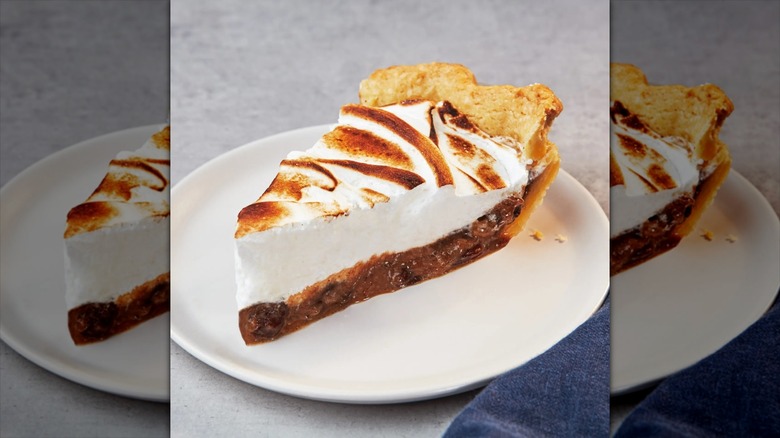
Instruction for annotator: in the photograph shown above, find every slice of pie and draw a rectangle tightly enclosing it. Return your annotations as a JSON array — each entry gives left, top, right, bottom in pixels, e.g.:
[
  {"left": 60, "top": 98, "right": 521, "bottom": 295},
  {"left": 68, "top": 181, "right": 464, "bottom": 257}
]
[
  {"left": 64, "top": 126, "right": 170, "bottom": 345},
  {"left": 610, "top": 63, "right": 733, "bottom": 275},
  {"left": 235, "top": 63, "right": 561, "bottom": 344}
]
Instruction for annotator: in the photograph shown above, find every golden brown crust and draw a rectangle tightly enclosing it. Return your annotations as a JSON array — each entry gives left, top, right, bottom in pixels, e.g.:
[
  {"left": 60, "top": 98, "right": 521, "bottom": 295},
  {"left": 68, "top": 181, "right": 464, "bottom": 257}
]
[
  {"left": 675, "top": 145, "right": 731, "bottom": 238},
  {"left": 506, "top": 148, "right": 560, "bottom": 238},
  {"left": 359, "top": 63, "right": 562, "bottom": 164},
  {"left": 611, "top": 63, "right": 732, "bottom": 163},
  {"left": 359, "top": 62, "right": 561, "bottom": 237}
]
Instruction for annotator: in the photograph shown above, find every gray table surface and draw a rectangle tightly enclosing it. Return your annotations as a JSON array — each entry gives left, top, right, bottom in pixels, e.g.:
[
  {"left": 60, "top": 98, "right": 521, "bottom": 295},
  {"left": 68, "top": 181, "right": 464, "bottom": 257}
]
[
  {"left": 609, "top": 0, "right": 780, "bottom": 433},
  {"left": 170, "top": 0, "right": 609, "bottom": 436},
  {"left": 0, "top": 2, "right": 169, "bottom": 437}
]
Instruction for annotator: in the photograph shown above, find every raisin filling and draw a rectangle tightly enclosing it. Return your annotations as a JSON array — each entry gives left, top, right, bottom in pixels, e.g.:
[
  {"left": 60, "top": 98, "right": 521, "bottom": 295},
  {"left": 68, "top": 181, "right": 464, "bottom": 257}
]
[
  {"left": 610, "top": 195, "right": 695, "bottom": 275},
  {"left": 68, "top": 274, "right": 170, "bottom": 345}
]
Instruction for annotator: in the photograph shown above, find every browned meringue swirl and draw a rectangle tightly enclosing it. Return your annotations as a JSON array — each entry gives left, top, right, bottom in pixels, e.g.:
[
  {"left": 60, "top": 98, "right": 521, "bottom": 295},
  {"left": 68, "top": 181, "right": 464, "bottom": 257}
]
[
  {"left": 65, "top": 126, "right": 170, "bottom": 239},
  {"left": 236, "top": 102, "right": 529, "bottom": 238}
]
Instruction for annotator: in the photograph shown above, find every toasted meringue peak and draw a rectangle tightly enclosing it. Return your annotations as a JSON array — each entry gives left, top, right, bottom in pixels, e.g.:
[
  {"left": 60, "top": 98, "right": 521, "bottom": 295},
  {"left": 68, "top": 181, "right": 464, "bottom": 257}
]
[
  {"left": 610, "top": 101, "right": 699, "bottom": 196},
  {"left": 236, "top": 101, "right": 530, "bottom": 238},
  {"left": 64, "top": 126, "right": 170, "bottom": 238},
  {"left": 610, "top": 63, "right": 732, "bottom": 163}
]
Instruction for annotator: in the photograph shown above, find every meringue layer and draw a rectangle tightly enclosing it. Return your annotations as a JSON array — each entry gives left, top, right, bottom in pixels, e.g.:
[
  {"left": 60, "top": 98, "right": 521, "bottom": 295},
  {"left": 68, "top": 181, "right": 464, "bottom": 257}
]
[
  {"left": 65, "top": 216, "right": 169, "bottom": 309},
  {"left": 235, "top": 101, "right": 534, "bottom": 309}
]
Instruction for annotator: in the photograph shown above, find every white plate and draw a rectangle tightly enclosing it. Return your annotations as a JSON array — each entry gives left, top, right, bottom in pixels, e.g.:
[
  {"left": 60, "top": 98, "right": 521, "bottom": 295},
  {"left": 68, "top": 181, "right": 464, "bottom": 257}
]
[
  {"left": 0, "top": 125, "right": 170, "bottom": 402},
  {"left": 611, "top": 171, "right": 780, "bottom": 395},
  {"left": 171, "top": 125, "right": 609, "bottom": 404}
]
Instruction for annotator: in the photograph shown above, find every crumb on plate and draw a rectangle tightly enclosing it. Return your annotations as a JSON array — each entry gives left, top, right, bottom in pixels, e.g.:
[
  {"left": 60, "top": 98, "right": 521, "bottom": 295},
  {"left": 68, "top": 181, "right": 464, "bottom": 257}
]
[
  {"left": 700, "top": 230, "right": 714, "bottom": 241},
  {"left": 554, "top": 234, "right": 567, "bottom": 243},
  {"left": 726, "top": 234, "right": 738, "bottom": 243},
  {"left": 530, "top": 229, "right": 543, "bottom": 241}
]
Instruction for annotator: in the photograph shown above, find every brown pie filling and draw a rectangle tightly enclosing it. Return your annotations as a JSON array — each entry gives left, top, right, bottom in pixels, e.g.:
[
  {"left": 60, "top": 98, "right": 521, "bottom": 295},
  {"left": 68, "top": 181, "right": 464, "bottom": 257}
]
[
  {"left": 68, "top": 272, "right": 170, "bottom": 345},
  {"left": 239, "top": 193, "right": 527, "bottom": 344},
  {"left": 610, "top": 196, "right": 694, "bottom": 275}
]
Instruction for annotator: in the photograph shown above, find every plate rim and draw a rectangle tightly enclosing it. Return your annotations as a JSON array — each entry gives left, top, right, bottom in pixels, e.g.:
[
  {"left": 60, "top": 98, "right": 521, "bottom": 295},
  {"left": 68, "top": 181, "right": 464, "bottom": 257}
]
[
  {"left": 170, "top": 124, "right": 610, "bottom": 404},
  {"left": 0, "top": 124, "right": 170, "bottom": 402}
]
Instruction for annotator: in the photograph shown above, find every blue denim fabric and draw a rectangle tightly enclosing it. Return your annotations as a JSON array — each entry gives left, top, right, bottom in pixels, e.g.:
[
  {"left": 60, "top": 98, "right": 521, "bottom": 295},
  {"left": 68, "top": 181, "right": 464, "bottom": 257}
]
[
  {"left": 444, "top": 297, "right": 610, "bottom": 437},
  {"left": 615, "top": 298, "right": 780, "bottom": 437}
]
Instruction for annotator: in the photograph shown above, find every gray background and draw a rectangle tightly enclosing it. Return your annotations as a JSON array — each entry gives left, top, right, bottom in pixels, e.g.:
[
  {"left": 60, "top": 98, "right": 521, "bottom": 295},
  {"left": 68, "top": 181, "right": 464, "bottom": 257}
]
[
  {"left": 171, "top": 0, "right": 609, "bottom": 436},
  {"left": 610, "top": 0, "right": 780, "bottom": 432},
  {"left": 0, "top": 1, "right": 169, "bottom": 437}
]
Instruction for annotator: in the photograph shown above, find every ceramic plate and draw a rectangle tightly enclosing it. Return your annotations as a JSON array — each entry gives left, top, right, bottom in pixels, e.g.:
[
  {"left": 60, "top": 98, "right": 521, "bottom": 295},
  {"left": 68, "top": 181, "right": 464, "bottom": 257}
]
[
  {"left": 0, "top": 125, "right": 170, "bottom": 401},
  {"left": 171, "top": 125, "right": 609, "bottom": 403}
]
